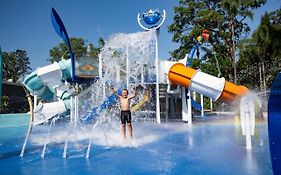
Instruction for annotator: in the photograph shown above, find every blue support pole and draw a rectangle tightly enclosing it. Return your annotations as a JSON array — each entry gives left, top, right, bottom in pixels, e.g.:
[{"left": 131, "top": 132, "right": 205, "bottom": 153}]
[{"left": 187, "top": 43, "right": 199, "bottom": 67}]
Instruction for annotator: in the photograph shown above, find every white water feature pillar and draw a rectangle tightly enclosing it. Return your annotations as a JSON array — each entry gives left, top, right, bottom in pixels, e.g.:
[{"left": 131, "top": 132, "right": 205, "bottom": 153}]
[
  {"left": 141, "top": 63, "right": 144, "bottom": 86},
  {"left": 181, "top": 87, "right": 192, "bottom": 124},
  {"left": 181, "top": 88, "right": 188, "bottom": 121},
  {"left": 187, "top": 90, "right": 192, "bottom": 124},
  {"left": 126, "top": 44, "right": 130, "bottom": 86},
  {"left": 200, "top": 94, "right": 204, "bottom": 117},
  {"left": 137, "top": 9, "right": 165, "bottom": 123},
  {"left": 33, "top": 94, "right": 38, "bottom": 109},
  {"left": 69, "top": 95, "right": 77, "bottom": 125},
  {"left": 210, "top": 98, "right": 213, "bottom": 111},
  {"left": 74, "top": 95, "right": 78, "bottom": 126},
  {"left": 70, "top": 96, "right": 74, "bottom": 123},
  {"left": 99, "top": 53, "right": 103, "bottom": 78},
  {"left": 73, "top": 84, "right": 79, "bottom": 126},
  {"left": 240, "top": 95, "right": 255, "bottom": 149},
  {"left": 154, "top": 31, "right": 161, "bottom": 123}
]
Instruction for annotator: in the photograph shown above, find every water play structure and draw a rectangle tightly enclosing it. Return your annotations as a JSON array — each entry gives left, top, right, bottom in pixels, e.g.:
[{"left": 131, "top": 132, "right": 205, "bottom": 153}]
[
  {"left": 23, "top": 9, "right": 249, "bottom": 126},
  {"left": 0, "top": 6, "right": 280, "bottom": 175},
  {"left": 12, "top": 10, "right": 278, "bottom": 174}
]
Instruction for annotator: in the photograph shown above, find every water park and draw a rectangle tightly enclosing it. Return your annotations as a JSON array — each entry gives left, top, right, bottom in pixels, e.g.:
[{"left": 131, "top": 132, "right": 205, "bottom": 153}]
[{"left": 0, "top": 2, "right": 280, "bottom": 175}]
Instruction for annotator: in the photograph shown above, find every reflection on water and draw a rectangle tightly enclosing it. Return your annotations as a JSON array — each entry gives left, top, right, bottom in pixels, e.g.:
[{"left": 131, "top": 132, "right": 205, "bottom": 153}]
[{"left": 0, "top": 116, "right": 273, "bottom": 175}]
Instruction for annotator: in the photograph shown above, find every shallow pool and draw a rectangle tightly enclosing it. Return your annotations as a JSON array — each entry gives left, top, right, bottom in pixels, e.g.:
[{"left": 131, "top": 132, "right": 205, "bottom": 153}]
[{"left": 0, "top": 114, "right": 272, "bottom": 175}]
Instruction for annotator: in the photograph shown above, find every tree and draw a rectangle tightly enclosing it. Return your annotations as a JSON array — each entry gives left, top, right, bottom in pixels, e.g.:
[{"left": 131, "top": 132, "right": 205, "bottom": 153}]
[
  {"left": 237, "top": 40, "right": 261, "bottom": 89},
  {"left": 252, "top": 12, "right": 271, "bottom": 91},
  {"left": 49, "top": 37, "right": 105, "bottom": 63},
  {"left": 237, "top": 9, "right": 281, "bottom": 90},
  {"left": 3, "top": 49, "right": 31, "bottom": 81},
  {"left": 221, "top": 0, "right": 266, "bottom": 83},
  {"left": 168, "top": 0, "right": 265, "bottom": 83}
]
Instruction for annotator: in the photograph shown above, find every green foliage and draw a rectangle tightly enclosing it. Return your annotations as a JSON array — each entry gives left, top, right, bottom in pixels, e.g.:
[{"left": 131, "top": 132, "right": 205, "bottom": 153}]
[
  {"left": 168, "top": 0, "right": 265, "bottom": 82},
  {"left": 3, "top": 49, "right": 31, "bottom": 81},
  {"left": 190, "top": 47, "right": 234, "bottom": 81},
  {"left": 237, "top": 9, "right": 281, "bottom": 90},
  {"left": 49, "top": 37, "right": 105, "bottom": 63},
  {"left": 237, "top": 42, "right": 260, "bottom": 89}
]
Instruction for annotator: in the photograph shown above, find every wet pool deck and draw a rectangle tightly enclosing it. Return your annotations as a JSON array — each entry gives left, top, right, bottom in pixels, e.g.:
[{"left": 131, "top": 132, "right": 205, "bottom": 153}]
[{"left": 0, "top": 114, "right": 272, "bottom": 175}]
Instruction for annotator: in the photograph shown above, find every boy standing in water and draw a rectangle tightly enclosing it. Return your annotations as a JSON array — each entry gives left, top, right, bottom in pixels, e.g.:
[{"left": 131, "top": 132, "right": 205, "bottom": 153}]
[{"left": 111, "top": 86, "right": 136, "bottom": 142}]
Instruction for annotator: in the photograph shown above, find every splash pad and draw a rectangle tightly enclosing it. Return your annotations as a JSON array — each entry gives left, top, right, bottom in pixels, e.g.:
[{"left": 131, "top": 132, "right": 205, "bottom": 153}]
[{"left": 0, "top": 8, "right": 278, "bottom": 175}]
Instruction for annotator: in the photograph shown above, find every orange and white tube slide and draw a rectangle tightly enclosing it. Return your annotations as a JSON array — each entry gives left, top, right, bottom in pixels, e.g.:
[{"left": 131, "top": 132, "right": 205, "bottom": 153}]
[{"left": 168, "top": 63, "right": 248, "bottom": 103}]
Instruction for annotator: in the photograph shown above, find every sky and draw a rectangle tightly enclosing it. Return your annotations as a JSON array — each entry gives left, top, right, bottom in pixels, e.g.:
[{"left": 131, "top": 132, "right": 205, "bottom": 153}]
[{"left": 0, "top": 0, "right": 280, "bottom": 70}]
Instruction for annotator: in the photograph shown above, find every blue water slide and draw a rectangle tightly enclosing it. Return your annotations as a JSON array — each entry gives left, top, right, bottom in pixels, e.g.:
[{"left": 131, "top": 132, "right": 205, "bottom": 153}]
[
  {"left": 191, "top": 99, "right": 202, "bottom": 112},
  {"left": 83, "top": 84, "right": 127, "bottom": 122},
  {"left": 268, "top": 72, "right": 281, "bottom": 175}
]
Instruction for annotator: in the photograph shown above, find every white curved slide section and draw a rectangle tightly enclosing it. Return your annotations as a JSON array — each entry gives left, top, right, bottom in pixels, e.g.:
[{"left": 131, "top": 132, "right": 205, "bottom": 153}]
[
  {"left": 23, "top": 60, "right": 74, "bottom": 125},
  {"left": 33, "top": 101, "right": 68, "bottom": 125}
]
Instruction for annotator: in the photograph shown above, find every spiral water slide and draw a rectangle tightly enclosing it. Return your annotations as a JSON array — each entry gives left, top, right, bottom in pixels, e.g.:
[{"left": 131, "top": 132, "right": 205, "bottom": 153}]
[
  {"left": 23, "top": 59, "right": 74, "bottom": 125},
  {"left": 168, "top": 63, "right": 249, "bottom": 103}
]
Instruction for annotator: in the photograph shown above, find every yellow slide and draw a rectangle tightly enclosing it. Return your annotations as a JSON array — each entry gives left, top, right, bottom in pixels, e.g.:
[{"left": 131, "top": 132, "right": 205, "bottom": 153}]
[{"left": 131, "top": 89, "right": 150, "bottom": 112}]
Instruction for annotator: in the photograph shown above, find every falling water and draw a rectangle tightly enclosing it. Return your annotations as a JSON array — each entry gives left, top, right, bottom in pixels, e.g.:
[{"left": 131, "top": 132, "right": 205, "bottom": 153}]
[
  {"left": 27, "top": 30, "right": 159, "bottom": 158},
  {"left": 41, "top": 115, "right": 60, "bottom": 158},
  {"left": 78, "top": 30, "right": 158, "bottom": 123},
  {"left": 239, "top": 92, "right": 262, "bottom": 149},
  {"left": 74, "top": 30, "right": 158, "bottom": 157}
]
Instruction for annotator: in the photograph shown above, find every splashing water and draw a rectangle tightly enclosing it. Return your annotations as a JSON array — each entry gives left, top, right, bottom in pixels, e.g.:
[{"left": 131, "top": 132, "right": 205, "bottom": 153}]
[
  {"left": 30, "top": 30, "right": 160, "bottom": 150},
  {"left": 78, "top": 30, "right": 158, "bottom": 123}
]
